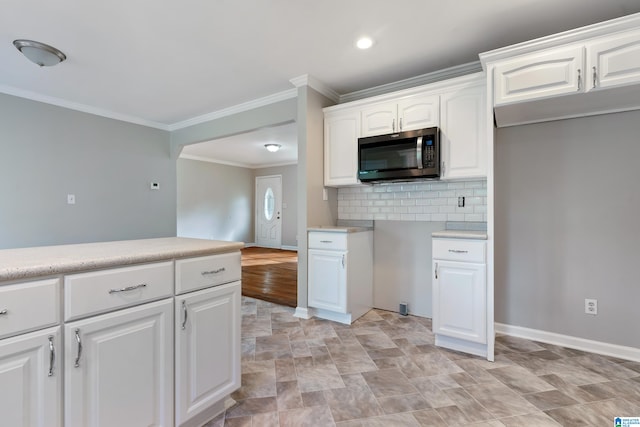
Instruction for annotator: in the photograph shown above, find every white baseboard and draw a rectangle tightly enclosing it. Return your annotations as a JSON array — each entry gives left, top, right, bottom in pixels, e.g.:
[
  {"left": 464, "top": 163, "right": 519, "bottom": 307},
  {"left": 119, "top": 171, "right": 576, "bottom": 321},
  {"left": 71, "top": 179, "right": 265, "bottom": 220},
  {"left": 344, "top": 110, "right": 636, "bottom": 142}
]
[
  {"left": 244, "top": 242, "right": 256, "bottom": 247},
  {"left": 294, "top": 306, "right": 312, "bottom": 319},
  {"left": 495, "top": 323, "right": 640, "bottom": 363}
]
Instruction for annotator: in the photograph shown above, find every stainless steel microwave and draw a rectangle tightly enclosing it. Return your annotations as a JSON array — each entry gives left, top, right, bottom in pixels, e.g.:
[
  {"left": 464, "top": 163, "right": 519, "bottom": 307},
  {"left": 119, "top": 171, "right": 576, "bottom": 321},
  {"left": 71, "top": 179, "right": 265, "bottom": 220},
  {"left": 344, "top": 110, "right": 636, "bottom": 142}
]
[{"left": 357, "top": 127, "right": 440, "bottom": 183}]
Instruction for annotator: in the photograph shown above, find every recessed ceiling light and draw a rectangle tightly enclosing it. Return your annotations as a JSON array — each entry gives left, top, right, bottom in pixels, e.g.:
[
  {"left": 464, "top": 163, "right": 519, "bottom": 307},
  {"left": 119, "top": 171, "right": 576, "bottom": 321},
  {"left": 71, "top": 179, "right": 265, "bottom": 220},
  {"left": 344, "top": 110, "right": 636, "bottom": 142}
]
[
  {"left": 356, "top": 37, "right": 373, "bottom": 50},
  {"left": 264, "top": 144, "right": 281, "bottom": 153}
]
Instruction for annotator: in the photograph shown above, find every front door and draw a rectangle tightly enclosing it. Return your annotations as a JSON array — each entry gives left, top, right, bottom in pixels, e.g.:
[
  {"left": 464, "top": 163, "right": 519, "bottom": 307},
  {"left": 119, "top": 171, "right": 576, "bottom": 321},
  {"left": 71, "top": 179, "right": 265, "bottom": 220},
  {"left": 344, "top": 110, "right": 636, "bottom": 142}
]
[{"left": 255, "top": 175, "right": 282, "bottom": 248}]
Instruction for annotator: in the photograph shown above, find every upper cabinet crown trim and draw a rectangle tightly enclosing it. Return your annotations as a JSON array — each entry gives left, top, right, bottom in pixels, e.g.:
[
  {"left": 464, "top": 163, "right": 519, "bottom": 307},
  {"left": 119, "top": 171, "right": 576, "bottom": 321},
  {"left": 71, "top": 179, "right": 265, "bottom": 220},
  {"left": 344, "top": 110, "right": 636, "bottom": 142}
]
[
  {"left": 323, "top": 72, "right": 485, "bottom": 114},
  {"left": 480, "top": 12, "right": 640, "bottom": 67}
]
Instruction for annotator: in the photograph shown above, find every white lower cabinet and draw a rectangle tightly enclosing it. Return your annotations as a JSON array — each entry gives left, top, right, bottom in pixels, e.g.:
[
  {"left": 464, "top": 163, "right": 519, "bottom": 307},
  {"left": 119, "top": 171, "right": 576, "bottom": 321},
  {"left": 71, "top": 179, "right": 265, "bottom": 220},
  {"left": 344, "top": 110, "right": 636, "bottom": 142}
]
[
  {"left": 64, "top": 298, "right": 173, "bottom": 427},
  {"left": 432, "top": 237, "right": 488, "bottom": 358},
  {"left": 308, "top": 230, "right": 373, "bottom": 324},
  {"left": 0, "top": 326, "right": 62, "bottom": 427},
  {"left": 308, "top": 249, "right": 346, "bottom": 313},
  {"left": 175, "top": 281, "right": 241, "bottom": 427},
  {"left": 433, "top": 260, "right": 486, "bottom": 343}
]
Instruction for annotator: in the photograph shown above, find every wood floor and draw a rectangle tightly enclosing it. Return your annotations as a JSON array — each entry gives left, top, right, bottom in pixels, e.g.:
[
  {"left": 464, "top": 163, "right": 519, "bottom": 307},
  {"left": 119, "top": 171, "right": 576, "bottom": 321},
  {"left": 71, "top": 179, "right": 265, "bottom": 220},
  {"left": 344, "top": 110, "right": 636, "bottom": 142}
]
[{"left": 241, "top": 247, "right": 297, "bottom": 307}]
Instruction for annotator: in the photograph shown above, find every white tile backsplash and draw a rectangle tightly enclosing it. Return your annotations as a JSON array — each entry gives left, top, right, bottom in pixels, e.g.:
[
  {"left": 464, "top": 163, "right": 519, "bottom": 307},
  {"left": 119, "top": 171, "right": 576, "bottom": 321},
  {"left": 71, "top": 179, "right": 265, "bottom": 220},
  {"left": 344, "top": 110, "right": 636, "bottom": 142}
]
[{"left": 337, "top": 179, "right": 487, "bottom": 222}]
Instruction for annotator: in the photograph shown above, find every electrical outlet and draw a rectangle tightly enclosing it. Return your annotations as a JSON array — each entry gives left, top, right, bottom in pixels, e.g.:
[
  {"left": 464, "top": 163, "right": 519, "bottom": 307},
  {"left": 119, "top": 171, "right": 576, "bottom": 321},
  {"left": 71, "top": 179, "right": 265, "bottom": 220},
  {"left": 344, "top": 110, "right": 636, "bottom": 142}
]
[
  {"left": 585, "top": 298, "right": 598, "bottom": 315},
  {"left": 458, "top": 196, "right": 465, "bottom": 207}
]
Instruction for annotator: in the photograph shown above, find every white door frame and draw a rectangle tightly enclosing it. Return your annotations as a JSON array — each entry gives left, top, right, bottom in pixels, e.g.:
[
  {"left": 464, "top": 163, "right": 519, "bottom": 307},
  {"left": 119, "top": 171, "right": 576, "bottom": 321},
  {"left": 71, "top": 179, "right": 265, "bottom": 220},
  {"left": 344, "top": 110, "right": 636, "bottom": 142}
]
[{"left": 255, "top": 175, "right": 282, "bottom": 248}]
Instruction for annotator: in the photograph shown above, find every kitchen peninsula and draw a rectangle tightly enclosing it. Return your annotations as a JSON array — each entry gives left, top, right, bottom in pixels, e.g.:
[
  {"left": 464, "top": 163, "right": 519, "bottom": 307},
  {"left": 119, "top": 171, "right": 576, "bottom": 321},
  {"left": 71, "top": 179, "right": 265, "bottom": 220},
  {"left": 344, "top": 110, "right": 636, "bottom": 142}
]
[{"left": 0, "top": 237, "right": 243, "bottom": 427}]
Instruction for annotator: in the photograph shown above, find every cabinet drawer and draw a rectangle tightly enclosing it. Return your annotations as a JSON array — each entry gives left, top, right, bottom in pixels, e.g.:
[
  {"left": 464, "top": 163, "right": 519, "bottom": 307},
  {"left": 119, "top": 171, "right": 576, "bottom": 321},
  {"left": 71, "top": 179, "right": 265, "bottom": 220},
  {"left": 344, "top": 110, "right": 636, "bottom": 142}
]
[
  {"left": 64, "top": 261, "right": 173, "bottom": 321},
  {"left": 308, "top": 232, "right": 348, "bottom": 250},
  {"left": 433, "top": 239, "right": 486, "bottom": 263},
  {"left": 175, "top": 252, "right": 241, "bottom": 295},
  {"left": 0, "top": 278, "right": 60, "bottom": 339}
]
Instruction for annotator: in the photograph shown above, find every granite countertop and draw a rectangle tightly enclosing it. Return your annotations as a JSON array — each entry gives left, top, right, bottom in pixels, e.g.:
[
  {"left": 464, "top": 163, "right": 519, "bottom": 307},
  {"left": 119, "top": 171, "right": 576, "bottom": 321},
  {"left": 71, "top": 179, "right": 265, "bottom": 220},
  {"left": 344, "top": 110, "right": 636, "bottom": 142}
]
[
  {"left": 307, "top": 225, "right": 372, "bottom": 233},
  {"left": 0, "top": 237, "right": 244, "bottom": 282},
  {"left": 432, "top": 230, "right": 488, "bottom": 240}
]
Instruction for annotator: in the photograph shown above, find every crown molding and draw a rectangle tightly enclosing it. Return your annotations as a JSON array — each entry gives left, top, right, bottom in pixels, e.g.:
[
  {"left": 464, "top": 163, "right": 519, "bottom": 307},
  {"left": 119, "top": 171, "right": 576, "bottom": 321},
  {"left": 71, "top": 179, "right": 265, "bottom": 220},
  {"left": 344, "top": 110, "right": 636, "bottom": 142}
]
[
  {"left": 338, "top": 61, "right": 483, "bottom": 103},
  {"left": 0, "top": 85, "right": 170, "bottom": 130},
  {"left": 289, "top": 74, "right": 340, "bottom": 103},
  {"left": 168, "top": 89, "right": 298, "bottom": 131},
  {"left": 179, "top": 153, "right": 297, "bottom": 170},
  {"left": 480, "top": 12, "right": 640, "bottom": 68}
]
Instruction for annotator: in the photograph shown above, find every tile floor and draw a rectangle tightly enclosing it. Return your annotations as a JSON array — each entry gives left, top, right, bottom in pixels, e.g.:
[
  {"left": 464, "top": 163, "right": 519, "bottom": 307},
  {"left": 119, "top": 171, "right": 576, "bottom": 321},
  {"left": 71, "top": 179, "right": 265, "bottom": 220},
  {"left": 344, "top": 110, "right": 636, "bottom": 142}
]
[{"left": 205, "top": 297, "right": 640, "bottom": 426}]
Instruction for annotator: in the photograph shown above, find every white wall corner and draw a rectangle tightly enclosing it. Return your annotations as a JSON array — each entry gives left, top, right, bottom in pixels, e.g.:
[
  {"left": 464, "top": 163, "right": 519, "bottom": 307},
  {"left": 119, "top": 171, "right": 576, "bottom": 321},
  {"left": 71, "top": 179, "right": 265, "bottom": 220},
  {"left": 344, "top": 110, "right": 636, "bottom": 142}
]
[
  {"left": 289, "top": 74, "right": 340, "bottom": 103},
  {"left": 495, "top": 323, "right": 640, "bottom": 363}
]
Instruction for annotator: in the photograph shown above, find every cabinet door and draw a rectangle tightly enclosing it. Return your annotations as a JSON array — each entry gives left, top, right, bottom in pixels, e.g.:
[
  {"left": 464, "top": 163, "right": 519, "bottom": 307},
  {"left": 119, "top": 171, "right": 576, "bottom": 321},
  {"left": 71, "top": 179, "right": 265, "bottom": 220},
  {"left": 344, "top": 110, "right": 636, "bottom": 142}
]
[
  {"left": 397, "top": 95, "right": 439, "bottom": 131},
  {"left": 361, "top": 102, "right": 397, "bottom": 137},
  {"left": 65, "top": 299, "right": 173, "bottom": 427},
  {"left": 324, "top": 110, "right": 360, "bottom": 186},
  {"left": 433, "top": 260, "right": 486, "bottom": 344},
  {"left": 308, "top": 249, "right": 347, "bottom": 313},
  {"left": 588, "top": 29, "right": 640, "bottom": 91},
  {"left": 175, "top": 281, "right": 241, "bottom": 427},
  {"left": 0, "top": 326, "right": 61, "bottom": 427},
  {"left": 494, "top": 45, "right": 584, "bottom": 105},
  {"left": 440, "top": 84, "right": 487, "bottom": 180}
]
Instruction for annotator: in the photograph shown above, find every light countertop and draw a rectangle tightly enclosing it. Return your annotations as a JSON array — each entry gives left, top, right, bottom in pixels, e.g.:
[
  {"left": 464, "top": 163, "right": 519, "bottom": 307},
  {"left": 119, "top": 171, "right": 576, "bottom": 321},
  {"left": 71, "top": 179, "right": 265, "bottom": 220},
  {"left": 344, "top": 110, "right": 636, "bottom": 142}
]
[
  {"left": 0, "top": 237, "right": 244, "bottom": 282},
  {"left": 307, "top": 226, "right": 372, "bottom": 233},
  {"left": 432, "top": 230, "right": 488, "bottom": 240}
]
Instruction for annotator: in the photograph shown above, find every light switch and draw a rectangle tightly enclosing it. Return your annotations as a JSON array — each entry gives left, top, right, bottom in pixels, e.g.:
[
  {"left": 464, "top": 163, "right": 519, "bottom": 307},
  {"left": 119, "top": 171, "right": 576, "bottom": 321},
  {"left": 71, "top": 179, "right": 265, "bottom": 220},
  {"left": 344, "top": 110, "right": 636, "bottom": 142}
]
[{"left": 67, "top": 194, "right": 76, "bottom": 205}]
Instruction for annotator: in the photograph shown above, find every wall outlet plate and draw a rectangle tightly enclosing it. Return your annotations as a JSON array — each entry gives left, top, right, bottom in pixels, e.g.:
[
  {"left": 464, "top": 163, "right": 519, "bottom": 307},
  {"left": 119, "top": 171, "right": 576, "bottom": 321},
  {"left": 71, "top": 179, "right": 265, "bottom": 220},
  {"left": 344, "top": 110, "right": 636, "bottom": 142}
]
[{"left": 585, "top": 298, "right": 598, "bottom": 315}]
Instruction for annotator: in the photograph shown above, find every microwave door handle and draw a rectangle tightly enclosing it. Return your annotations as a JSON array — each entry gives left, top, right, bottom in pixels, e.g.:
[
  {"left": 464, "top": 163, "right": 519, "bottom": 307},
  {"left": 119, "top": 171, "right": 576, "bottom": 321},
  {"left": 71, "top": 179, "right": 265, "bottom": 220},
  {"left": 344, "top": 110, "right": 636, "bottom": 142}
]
[{"left": 416, "top": 136, "right": 423, "bottom": 169}]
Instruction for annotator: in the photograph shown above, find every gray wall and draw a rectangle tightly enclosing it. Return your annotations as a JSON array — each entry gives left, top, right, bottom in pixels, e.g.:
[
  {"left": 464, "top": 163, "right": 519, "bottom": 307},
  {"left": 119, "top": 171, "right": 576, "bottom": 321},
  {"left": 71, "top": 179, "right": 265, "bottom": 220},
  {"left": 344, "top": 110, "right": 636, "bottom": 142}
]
[
  {"left": 495, "top": 109, "right": 640, "bottom": 348},
  {"left": 176, "top": 158, "right": 254, "bottom": 243},
  {"left": 0, "top": 93, "right": 176, "bottom": 249},
  {"left": 374, "top": 221, "right": 446, "bottom": 317},
  {"left": 254, "top": 164, "right": 298, "bottom": 248},
  {"left": 296, "top": 86, "right": 337, "bottom": 310}
]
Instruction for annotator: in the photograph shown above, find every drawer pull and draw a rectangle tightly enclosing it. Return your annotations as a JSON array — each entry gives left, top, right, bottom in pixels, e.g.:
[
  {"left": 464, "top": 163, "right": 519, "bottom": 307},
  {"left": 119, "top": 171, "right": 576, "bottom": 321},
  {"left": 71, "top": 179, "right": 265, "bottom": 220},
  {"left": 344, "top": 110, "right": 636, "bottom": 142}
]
[
  {"left": 108, "top": 283, "right": 147, "bottom": 294},
  {"left": 320, "top": 240, "right": 333, "bottom": 244},
  {"left": 448, "top": 249, "right": 468, "bottom": 254},
  {"left": 181, "top": 300, "right": 188, "bottom": 330},
  {"left": 74, "top": 329, "right": 82, "bottom": 368},
  {"left": 435, "top": 262, "right": 438, "bottom": 279},
  {"left": 48, "top": 336, "right": 55, "bottom": 377},
  {"left": 201, "top": 268, "right": 225, "bottom": 275},
  {"left": 0, "top": 309, "right": 7, "bottom": 315}
]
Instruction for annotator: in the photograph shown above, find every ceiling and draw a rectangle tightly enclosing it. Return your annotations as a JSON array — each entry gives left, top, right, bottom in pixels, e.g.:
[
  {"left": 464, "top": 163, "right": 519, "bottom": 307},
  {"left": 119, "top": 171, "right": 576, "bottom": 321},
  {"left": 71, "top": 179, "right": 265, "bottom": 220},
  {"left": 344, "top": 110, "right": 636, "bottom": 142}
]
[
  {"left": 180, "top": 122, "right": 297, "bottom": 169},
  {"left": 2, "top": 0, "right": 640, "bottom": 166}
]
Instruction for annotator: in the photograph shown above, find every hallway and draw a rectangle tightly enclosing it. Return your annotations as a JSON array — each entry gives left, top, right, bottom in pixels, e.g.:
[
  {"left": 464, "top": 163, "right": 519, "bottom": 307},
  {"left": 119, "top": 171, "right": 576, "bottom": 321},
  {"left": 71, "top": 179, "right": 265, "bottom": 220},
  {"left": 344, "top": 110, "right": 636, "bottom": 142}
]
[{"left": 241, "top": 247, "right": 297, "bottom": 307}]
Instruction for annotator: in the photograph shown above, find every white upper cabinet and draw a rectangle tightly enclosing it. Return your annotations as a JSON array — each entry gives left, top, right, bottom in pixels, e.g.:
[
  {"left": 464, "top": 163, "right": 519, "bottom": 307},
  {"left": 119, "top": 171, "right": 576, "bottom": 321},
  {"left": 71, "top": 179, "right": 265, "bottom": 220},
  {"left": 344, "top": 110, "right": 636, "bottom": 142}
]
[
  {"left": 324, "top": 109, "right": 360, "bottom": 187},
  {"left": 494, "top": 45, "right": 584, "bottom": 106},
  {"left": 486, "top": 20, "right": 640, "bottom": 126},
  {"left": 440, "top": 83, "right": 487, "bottom": 180},
  {"left": 361, "top": 95, "right": 439, "bottom": 137},
  {"left": 588, "top": 29, "right": 640, "bottom": 90}
]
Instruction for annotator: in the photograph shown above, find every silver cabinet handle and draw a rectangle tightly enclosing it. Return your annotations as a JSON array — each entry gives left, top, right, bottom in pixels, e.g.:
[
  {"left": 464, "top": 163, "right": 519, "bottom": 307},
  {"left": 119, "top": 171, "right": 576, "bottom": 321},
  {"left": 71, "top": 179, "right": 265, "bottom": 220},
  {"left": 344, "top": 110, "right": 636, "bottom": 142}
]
[
  {"left": 0, "top": 309, "right": 7, "bottom": 315},
  {"left": 48, "top": 335, "right": 55, "bottom": 377},
  {"left": 342, "top": 254, "right": 345, "bottom": 268},
  {"left": 399, "top": 117, "right": 403, "bottom": 131},
  {"left": 592, "top": 66, "right": 597, "bottom": 88},
  {"left": 577, "top": 68, "right": 582, "bottom": 91},
  {"left": 108, "top": 283, "right": 147, "bottom": 294},
  {"left": 181, "top": 300, "right": 188, "bottom": 330},
  {"left": 201, "top": 267, "right": 225, "bottom": 275},
  {"left": 74, "top": 329, "right": 82, "bottom": 368},
  {"left": 435, "top": 262, "right": 438, "bottom": 279},
  {"left": 442, "top": 161, "right": 446, "bottom": 176},
  {"left": 392, "top": 118, "right": 395, "bottom": 132},
  {"left": 448, "top": 249, "right": 468, "bottom": 254},
  {"left": 320, "top": 240, "right": 333, "bottom": 244}
]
